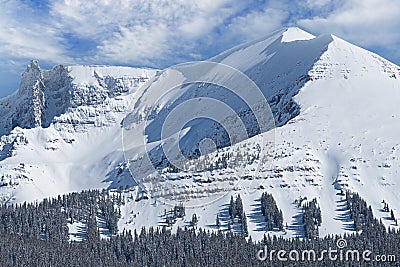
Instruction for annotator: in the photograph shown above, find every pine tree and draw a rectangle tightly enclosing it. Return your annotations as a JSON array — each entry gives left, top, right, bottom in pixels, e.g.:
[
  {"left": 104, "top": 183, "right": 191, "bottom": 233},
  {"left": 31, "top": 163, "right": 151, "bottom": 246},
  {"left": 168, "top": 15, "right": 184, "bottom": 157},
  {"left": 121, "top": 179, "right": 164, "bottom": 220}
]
[
  {"left": 260, "top": 192, "right": 284, "bottom": 231},
  {"left": 191, "top": 213, "right": 198, "bottom": 227},
  {"left": 302, "top": 198, "right": 322, "bottom": 239},
  {"left": 86, "top": 214, "right": 99, "bottom": 243},
  {"left": 235, "top": 195, "right": 243, "bottom": 219},
  {"left": 229, "top": 196, "right": 235, "bottom": 220},
  {"left": 242, "top": 212, "right": 248, "bottom": 237}
]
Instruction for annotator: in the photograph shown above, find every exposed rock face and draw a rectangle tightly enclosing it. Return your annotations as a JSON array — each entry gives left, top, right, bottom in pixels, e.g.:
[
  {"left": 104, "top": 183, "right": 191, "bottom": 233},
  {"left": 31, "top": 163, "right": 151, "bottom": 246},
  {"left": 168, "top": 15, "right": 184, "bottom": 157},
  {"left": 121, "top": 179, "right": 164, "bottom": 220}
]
[
  {"left": 0, "top": 61, "right": 156, "bottom": 136},
  {"left": 10, "top": 60, "right": 48, "bottom": 129}
]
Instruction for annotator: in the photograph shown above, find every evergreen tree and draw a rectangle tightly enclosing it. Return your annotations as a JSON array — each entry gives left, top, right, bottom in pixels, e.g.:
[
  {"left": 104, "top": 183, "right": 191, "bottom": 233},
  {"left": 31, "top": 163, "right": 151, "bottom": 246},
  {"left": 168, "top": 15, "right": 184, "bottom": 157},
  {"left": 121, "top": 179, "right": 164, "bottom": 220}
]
[
  {"left": 242, "top": 212, "right": 248, "bottom": 237},
  {"left": 228, "top": 196, "right": 235, "bottom": 220},
  {"left": 235, "top": 195, "right": 243, "bottom": 220},
  {"left": 191, "top": 213, "right": 198, "bottom": 227},
  {"left": 302, "top": 198, "right": 322, "bottom": 239},
  {"left": 260, "top": 192, "right": 284, "bottom": 231},
  {"left": 86, "top": 214, "right": 99, "bottom": 243}
]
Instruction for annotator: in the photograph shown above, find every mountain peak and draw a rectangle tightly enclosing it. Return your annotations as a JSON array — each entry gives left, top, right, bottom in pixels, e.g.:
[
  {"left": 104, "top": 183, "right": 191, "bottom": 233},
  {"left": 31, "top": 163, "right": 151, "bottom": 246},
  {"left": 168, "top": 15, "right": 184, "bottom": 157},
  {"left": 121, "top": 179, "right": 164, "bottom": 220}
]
[
  {"left": 2, "top": 27, "right": 400, "bottom": 241},
  {"left": 21, "top": 59, "right": 42, "bottom": 83},
  {"left": 281, "top": 27, "right": 315, "bottom": 43},
  {"left": 28, "top": 59, "right": 40, "bottom": 68},
  {"left": 24, "top": 59, "right": 42, "bottom": 76}
]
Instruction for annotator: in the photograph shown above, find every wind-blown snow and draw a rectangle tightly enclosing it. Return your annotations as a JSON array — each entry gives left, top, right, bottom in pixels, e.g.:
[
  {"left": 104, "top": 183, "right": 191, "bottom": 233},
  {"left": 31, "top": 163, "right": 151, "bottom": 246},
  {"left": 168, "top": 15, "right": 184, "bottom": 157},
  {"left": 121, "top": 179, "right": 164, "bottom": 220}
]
[{"left": 281, "top": 27, "right": 315, "bottom": 43}]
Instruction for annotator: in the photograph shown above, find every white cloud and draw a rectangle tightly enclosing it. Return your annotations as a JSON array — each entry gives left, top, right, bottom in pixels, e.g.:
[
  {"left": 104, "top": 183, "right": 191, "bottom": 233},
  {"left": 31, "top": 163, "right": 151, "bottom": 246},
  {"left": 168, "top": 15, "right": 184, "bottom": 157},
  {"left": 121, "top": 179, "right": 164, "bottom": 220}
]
[
  {"left": 178, "top": 0, "right": 236, "bottom": 38},
  {"left": 225, "top": 7, "right": 288, "bottom": 42},
  {"left": 96, "top": 23, "right": 170, "bottom": 65},
  {"left": 48, "top": 0, "right": 243, "bottom": 65},
  {"left": 50, "top": 0, "right": 166, "bottom": 39},
  {"left": 0, "top": 0, "right": 399, "bottom": 73},
  {"left": 305, "top": 0, "right": 331, "bottom": 9},
  {"left": 0, "top": 1, "right": 70, "bottom": 63},
  {"left": 298, "top": 0, "right": 400, "bottom": 48},
  {"left": 50, "top": 0, "right": 234, "bottom": 40}
]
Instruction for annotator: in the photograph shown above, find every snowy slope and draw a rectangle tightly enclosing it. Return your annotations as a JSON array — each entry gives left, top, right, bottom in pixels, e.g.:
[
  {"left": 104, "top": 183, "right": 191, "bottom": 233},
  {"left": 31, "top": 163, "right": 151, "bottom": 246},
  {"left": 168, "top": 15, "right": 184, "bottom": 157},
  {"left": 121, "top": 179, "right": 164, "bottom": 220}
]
[
  {"left": 116, "top": 28, "right": 400, "bottom": 240},
  {"left": 122, "top": 28, "right": 332, "bottom": 181},
  {"left": 1, "top": 27, "right": 400, "bottom": 241},
  {"left": 0, "top": 62, "right": 156, "bottom": 203}
]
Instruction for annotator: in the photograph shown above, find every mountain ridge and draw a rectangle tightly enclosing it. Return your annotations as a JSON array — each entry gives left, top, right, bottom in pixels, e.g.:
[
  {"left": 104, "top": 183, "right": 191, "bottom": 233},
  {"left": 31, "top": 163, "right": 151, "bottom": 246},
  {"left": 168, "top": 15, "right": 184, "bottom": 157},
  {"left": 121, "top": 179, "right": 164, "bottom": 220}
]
[
  {"left": 0, "top": 61, "right": 156, "bottom": 136},
  {"left": 1, "top": 27, "right": 400, "bottom": 241}
]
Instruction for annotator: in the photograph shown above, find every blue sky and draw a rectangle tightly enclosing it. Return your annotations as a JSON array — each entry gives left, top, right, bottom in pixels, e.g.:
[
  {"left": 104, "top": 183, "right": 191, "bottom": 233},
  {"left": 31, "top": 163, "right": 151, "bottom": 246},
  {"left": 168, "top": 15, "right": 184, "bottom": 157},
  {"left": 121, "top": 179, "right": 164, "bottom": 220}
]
[{"left": 0, "top": 0, "right": 399, "bottom": 98}]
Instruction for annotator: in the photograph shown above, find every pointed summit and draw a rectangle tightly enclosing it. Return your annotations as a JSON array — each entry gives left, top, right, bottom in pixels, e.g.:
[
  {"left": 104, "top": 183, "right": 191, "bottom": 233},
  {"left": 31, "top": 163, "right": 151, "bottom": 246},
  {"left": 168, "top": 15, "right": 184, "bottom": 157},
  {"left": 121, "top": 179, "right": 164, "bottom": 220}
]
[
  {"left": 281, "top": 27, "right": 315, "bottom": 43},
  {"left": 21, "top": 60, "right": 42, "bottom": 86},
  {"left": 27, "top": 59, "right": 40, "bottom": 70}
]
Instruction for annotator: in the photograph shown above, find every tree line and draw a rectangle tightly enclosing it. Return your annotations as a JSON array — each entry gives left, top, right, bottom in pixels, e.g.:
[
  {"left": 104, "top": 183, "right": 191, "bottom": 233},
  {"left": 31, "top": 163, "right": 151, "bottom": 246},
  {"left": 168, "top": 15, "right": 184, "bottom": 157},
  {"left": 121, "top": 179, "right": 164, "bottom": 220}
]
[{"left": 0, "top": 189, "right": 398, "bottom": 266}]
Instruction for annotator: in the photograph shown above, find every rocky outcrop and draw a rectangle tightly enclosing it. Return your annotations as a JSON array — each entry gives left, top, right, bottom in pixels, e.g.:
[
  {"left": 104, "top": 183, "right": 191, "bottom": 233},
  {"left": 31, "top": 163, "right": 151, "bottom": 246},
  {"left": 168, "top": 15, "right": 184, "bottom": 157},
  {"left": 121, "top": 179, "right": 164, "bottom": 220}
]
[{"left": 0, "top": 61, "right": 156, "bottom": 136}]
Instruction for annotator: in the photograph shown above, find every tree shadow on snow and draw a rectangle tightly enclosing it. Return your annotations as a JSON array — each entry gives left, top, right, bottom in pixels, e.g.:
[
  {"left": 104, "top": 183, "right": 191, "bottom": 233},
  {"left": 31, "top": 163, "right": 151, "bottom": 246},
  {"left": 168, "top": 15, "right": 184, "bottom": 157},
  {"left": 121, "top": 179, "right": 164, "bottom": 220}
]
[
  {"left": 334, "top": 198, "right": 355, "bottom": 231},
  {"left": 247, "top": 198, "right": 267, "bottom": 232}
]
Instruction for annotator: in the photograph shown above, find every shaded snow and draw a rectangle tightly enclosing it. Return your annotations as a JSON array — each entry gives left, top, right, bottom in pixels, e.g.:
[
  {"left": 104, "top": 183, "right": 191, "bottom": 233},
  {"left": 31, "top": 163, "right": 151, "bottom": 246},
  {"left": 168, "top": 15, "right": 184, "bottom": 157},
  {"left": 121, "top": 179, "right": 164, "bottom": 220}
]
[{"left": 1, "top": 28, "right": 400, "bottom": 241}]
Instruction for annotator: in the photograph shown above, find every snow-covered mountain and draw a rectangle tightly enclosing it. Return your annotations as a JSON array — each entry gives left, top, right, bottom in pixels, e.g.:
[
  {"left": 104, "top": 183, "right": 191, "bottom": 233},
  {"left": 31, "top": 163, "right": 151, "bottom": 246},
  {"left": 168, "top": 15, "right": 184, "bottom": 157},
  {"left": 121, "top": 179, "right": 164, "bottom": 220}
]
[
  {"left": 1, "top": 27, "right": 400, "bottom": 241},
  {"left": 0, "top": 62, "right": 156, "bottom": 203},
  {"left": 0, "top": 61, "right": 155, "bottom": 135}
]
